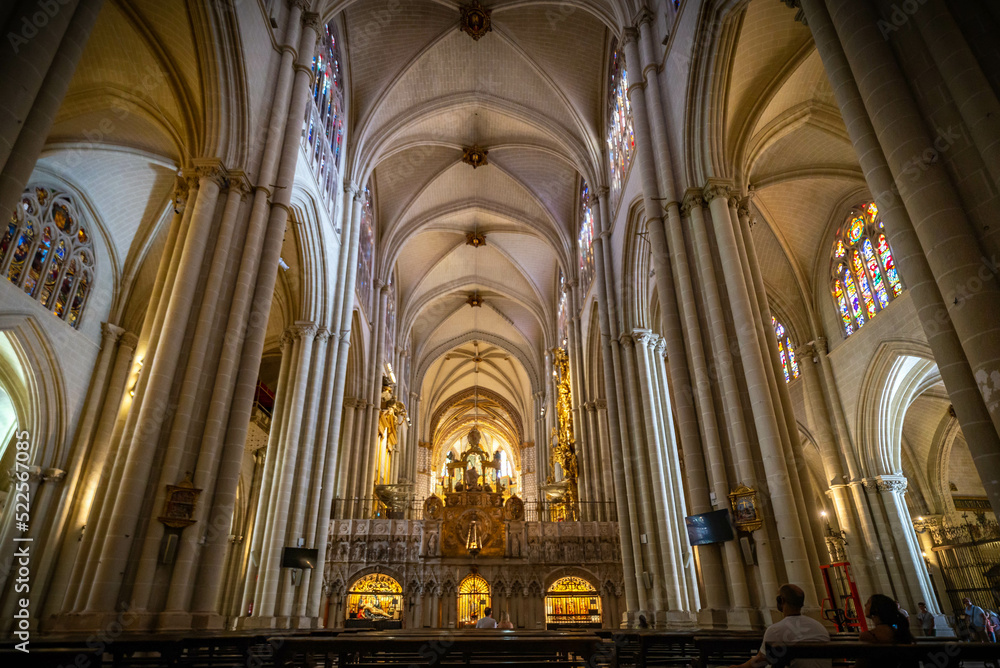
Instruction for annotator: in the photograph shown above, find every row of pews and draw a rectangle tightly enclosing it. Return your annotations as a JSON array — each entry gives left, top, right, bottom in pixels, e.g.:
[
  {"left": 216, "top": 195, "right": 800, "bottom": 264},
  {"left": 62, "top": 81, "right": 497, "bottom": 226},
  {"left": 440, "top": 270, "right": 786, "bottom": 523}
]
[{"left": 2, "top": 627, "right": 998, "bottom": 667}]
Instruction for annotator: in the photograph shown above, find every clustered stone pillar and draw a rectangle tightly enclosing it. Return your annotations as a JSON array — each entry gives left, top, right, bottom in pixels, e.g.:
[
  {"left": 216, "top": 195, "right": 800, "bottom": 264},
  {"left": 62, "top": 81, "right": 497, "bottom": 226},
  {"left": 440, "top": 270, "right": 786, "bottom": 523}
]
[{"left": 42, "top": 4, "right": 336, "bottom": 633}]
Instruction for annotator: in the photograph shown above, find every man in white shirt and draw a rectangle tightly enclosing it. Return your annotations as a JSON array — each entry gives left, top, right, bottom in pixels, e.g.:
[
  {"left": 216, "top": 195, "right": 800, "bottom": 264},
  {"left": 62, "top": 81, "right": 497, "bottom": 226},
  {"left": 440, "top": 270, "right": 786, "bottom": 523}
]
[
  {"left": 731, "top": 584, "right": 831, "bottom": 668},
  {"left": 475, "top": 607, "right": 497, "bottom": 628}
]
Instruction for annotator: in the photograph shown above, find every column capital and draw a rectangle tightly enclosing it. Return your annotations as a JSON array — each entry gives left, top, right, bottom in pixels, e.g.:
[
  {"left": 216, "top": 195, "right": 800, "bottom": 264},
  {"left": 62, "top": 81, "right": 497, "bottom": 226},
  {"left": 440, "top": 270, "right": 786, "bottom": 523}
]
[
  {"left": 192, "top": 158, "right": 228, "bottom": 188},
  {"left": 101, "top": 322, "right": 125, "bottom": 343},
  {"left": 634, "top": 7, "right": 655, "bottom": 27},
  {"left": 595, "top": 398, "right": 608, "bottom": 410},
  {"left": 875, "top": 474, "right": 908, "bottom": 494},
  {"left": 280, "top": 329, "right": 296, "bottom": 347},
  {"left": 227, "top": 170, "right": 254, "bottom": 196},
  {"left": 315, "top": 327, "right": 331, "bottom": 343},
  {"left": 621, "top": 26, "right": 640, "bottom": 47},
  {"left": 702, "top": 181, "right": 731, "bottom": 203},
  {"left": 680, "top": 189, "right": 704, "bottom": 216},
  {"left": 43, "top": 468, "right": 67, "bottom": 483},
  {"left": 592, "top": 185, "right": 610, "bottom": 200},
  {"left": 343, "top": 397, "right": 358, "bottom": 409},
  {"left": 172, "top": 175, "right": 190, "bottom": 212},
  {"left": 345, "top": 182, "right": 360, "bottom": 196},
  {"left": 287, "top": 0, "right": 310, "bottom": 10},
  {"left": 778, "top": 0, "right": 807, "bottom": 25},
  {"left": 291, "top": 322, "right": 319, "bottom": 340},
  {"left": 631, "top": 328, "right": 655, "bottom": 348},
  {"left": 119, "top": 332, "right": 139, "bottom": 351},
  {"left": 618, "top": 332, "right": 635, "bottom": 348},
  {"left": 302, "top": 11, "right": 322, "bottom": 32}
]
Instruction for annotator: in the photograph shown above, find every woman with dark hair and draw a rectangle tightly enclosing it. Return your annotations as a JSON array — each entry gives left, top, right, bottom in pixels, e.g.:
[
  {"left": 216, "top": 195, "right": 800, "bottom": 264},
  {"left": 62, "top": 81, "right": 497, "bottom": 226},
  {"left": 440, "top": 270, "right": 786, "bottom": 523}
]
[{"left": 857, "top": 595, "right": 915, "bottom": 668}]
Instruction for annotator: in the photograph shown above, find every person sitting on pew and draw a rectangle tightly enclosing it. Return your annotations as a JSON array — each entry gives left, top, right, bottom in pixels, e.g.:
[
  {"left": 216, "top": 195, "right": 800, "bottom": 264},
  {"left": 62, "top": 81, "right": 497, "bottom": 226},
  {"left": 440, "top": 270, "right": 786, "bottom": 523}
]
[
  {"left": 730, "top": 584, "right": 830, "bottom": 668},
  {"left": 857, "top": 594, "right": 915, "bottom": 668}
]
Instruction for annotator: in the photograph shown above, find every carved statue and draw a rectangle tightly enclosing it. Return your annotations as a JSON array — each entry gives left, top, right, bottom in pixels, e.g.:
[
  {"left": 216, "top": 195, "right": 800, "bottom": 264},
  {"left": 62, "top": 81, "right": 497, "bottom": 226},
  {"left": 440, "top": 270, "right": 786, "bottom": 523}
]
[{"left": 510, "top": 531, "right": 522, "bottom": 557}]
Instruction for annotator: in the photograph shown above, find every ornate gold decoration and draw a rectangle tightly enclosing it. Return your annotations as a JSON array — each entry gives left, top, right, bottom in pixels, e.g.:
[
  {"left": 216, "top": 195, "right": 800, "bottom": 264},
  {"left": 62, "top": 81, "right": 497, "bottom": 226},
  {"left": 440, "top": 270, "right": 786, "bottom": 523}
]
[
  {"left": 459, "top": 2, "right": 492, "bottom": 41},
  {"left": 157, "top": 473, "right": 202, "bottom": 529},
  {"left": 346, "top": 573, "right": 402, "bottom": 621},
  {"left": 439, "top": 425, "right": 506, "bottom": 556},
  {"left": 466, "top": 231, "right": 487, "bottom": 247},
  {"left": 549, "top": 348, "right": 579, "bottom": 521},
  {"left": 729, "top": 484, "right": 762, "bottom": 532},
  {"left": 467, "top": 291, "right": 484, "bottom": 308},
  {"left": 461, "top": 145, "right": 489, "bottom": 168},
  {"left": 423, "top": 494, "right": 444, "bottom": 520},
  {"left": 504, "top": 495, "right": 525, "bottom": 521}
]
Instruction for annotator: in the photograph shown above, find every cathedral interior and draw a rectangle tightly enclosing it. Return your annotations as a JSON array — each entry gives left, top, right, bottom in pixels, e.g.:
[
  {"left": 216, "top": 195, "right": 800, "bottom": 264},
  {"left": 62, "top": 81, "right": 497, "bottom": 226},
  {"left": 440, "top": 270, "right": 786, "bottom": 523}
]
[{"left": 1, "top": 0, "right": 1000, "bottom": 659}]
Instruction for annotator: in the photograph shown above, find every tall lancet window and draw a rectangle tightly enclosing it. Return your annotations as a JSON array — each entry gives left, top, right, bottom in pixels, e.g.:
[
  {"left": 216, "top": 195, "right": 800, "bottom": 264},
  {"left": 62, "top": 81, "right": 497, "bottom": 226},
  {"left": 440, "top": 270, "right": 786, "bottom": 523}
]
[
  {"left": 772, "top": 316, "right": 800, "bottom": 383},
  {"left": 578, "top": 182, "right": 595, "bottom": 295},
  {"left": 0, "top": 186, "right": 95, "bottom": 329},
  {"left": 557, "top": 269, "right": 569, "bottom": 348},
  {"left": 385, "top": 272, "right": 396, "bottom": 364},
  {"left": 356, "top": 184, "right": 375, "bottom": 314},
  {"left": 606, "top": 43, "right": 634, "bottom": 211},
  {"left": 830, "top": 201, "right": 903, "bottom": 337},
  {"left": 304, "top": 23, "right": 345, "bottom": 202}
]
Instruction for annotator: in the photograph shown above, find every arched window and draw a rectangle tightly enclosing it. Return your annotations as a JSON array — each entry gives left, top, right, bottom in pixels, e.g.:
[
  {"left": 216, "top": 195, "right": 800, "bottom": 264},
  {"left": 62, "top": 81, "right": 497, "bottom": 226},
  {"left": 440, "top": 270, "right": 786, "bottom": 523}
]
[
  {"left": 557, "top": 269, "right": 568, "bottom": 347},
  {"left": 578, "top": 182, "right": 595, "bottom": 295},
  {"left": 385, "top": 271, "right": 396, "bottom": 364},
  {"left": 356, "top": 183, "right": 374, "bottom": 314},
  {"left": 346, "top": 573, "right": 402, "bottom": 621},
  {"left": 830, "top": 201, "right": 902, "bottom": 337},
  {"left": 545, "top": 576, "right": 601, "bottom": 628},
  {"left": 304, "top": 23, "right": 344, "bottom": 202},
  {"left": 606, "top": 43, "right": 634, "bottom": 211},
  {"left": 458, "top": 573, "right": 490, "bottom": 627},
  {"left": 772, "top": 316, "right": 799, "bottom": 383},
  {"left": 1, "top": 186, "right": 95, "bottom": 329}
]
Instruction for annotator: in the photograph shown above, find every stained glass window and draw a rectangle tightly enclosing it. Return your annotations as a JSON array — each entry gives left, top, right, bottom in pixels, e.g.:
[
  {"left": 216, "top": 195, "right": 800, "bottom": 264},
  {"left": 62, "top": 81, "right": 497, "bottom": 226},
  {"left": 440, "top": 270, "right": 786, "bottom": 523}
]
[
  {"left": 772, "top": 316, "right": 800, "bottom": 383},
  {"left": 303, "top": 23, "right": 345, "bottom": 203},
  {"left": 578, "top": 182, "right": 595, "bottom": 294},
  {"left": 1, "top": 186, "right": 95, "bottom": 329},
  {"left": 385, "top": 272, "right": 395, "bottom": 364},
  {"left": 356, "top": 184, "right": 374, "bottom": 314},
  {"left": 606, "top": 43, "right": 634, "bottom": 211},
  {"left": 830, "top": 201, "right": 903, "bottom": 337},
  {"left": 557, "top": 269, "right": 568, "bottom": 347}
]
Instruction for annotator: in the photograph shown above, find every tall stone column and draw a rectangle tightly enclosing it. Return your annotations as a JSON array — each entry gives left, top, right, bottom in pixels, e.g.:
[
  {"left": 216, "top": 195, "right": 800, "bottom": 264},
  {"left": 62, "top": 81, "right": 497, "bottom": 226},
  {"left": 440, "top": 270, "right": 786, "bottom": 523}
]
[
  {"left": 254, "top": 323, "right": 318, "bottom": 620},
  {"left": 872, "top": 476, "right": 937, "bottom": 611},
  {"left": 703, "top": 184, "right": 817, "bottom": 603},
  {"left": 83, "top": 162, "right": 224, "bottom": 615},
  {"left": 620, "top": 27, "right": 726, "bottom": 614},
  {"left": 59, "top": 330, "right": 136, "bottom": 611},
  {"left": 824, "top": 0, "right": 1000, "bottom": 458},
  {"left": 795, "top": 0, "right": 1000, "bottom": 519},
  {"left": 0, "top": 0, "right": 105, "bottom": 225},
  {"left": 589, "top": 188, "right": 640, "bottom": 611},
  {"left": 35, "top": 322, "right": 123, "bottom": 612},
  {"left": 618, "top": 332, "right": 661, "bottom": 616}
]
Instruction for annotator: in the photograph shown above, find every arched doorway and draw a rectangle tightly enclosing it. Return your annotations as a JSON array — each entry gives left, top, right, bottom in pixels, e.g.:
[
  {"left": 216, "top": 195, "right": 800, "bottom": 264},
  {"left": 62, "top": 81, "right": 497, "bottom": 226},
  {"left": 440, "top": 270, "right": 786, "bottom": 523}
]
[
  {"left": 545, "top": 576, "right": 601, "bottom": 628},
  {"left": 345, "top": 573, "right": 403, "bottom": 628},
  {"left": 458, "top": 573, "right": 490, "bottom": 627}
]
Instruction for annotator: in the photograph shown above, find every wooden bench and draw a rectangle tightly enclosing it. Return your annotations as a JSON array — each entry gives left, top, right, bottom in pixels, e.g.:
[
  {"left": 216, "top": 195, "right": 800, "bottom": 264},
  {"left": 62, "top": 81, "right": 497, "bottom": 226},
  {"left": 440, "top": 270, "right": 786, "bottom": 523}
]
[
  {"left": 270, "top": 630, "right": 609, "bottom": 667},
  {"left": 766, "top": 641, "right": 1000, "bottom": 668}
]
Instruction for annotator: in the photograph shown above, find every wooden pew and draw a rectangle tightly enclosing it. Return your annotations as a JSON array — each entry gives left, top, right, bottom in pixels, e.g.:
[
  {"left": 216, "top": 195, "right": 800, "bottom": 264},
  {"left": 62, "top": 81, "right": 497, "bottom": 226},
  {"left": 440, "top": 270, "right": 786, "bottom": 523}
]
[
  {"left": 766, "top": 641, "right": 1000, "bottom": 668},
  {"left": 270, "top": 630, "right": 609, "bottom": 667}
]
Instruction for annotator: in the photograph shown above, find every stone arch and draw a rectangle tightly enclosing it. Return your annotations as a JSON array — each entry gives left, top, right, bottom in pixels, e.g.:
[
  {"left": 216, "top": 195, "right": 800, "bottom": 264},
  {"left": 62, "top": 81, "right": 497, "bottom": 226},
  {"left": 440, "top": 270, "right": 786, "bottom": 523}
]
[
  {"left": 856, "top": 340, "right": 939, "bottom": 476},
  {"left": 0, "top": 315, "right": 67, "bottom": 468}
]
